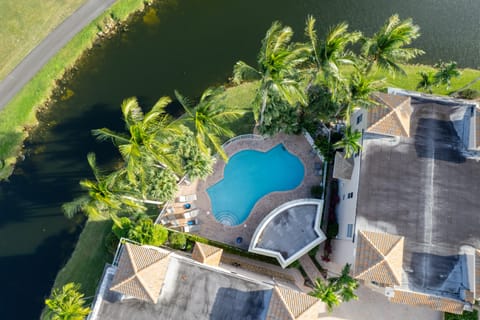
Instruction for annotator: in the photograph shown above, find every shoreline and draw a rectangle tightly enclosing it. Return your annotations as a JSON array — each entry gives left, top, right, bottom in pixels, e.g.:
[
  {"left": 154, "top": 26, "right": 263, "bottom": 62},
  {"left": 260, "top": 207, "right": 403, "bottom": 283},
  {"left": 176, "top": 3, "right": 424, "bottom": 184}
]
[{"left": 0, "top": 0, "right": 154, "bottom": 181}]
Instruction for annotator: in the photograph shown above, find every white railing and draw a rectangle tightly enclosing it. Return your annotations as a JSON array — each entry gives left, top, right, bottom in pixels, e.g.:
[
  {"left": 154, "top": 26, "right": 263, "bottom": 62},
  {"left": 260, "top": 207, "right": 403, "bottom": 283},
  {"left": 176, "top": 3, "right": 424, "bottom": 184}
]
[{"left": 221, "top": 134, "right": 265, "bottom": 149}]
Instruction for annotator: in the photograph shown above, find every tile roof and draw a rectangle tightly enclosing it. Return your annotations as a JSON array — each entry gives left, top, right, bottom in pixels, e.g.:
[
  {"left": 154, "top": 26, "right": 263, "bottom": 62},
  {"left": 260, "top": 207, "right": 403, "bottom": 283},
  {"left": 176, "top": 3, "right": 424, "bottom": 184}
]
[
  {"left": 191, "top": 242, "right": 223, "bottom": 267},
  {"left": 367, "top": 93, "right": 412, "bottom": 137},
  {"left": 266, "top": 286, "right": 321, "bottom": 320},
  {"left": 354, "top": 231, "right": 404, "bottom": 286},
  {"left": 109, "top": 243, "right": 171, "bottom": 303},
  {"left": 390, "top": 289, "right": 465, "bottom": 314}
]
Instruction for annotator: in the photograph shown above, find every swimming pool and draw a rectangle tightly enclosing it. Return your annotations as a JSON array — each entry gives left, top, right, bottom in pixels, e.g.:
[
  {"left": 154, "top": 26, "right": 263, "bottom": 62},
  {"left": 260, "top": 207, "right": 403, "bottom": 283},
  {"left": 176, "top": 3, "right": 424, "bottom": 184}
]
[{"left": 207, "top": 144, "right": 304, "bottom": 226}]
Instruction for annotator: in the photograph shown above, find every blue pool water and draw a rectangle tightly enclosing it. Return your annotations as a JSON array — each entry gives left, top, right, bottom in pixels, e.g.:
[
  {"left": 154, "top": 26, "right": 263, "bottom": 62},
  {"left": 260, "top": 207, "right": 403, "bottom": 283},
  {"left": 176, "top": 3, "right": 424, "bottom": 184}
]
[{"left": 207, "top": 144, "right": 304, "bottom": 226}]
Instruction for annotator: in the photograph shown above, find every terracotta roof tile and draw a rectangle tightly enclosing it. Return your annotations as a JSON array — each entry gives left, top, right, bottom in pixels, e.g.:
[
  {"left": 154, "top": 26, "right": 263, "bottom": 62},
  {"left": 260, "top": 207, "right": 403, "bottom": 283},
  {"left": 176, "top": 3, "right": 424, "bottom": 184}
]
[
  {"left": 367, "top": 93, "right": 412, "bottom": 137},
  {"left": 390, "top": 289, "right": 465, "bottom": 314},
  {"left": 110, "top": 243, "right": 171, "bottom": 303},
  {"left": 354, "top": 231, "right": 404, "bottom": 286},
  {"left": 192, "top": 242, "right": 223, "bottom": 267},
  {"left": 266, "top": 286, "right": 321, "bottom": 320}
]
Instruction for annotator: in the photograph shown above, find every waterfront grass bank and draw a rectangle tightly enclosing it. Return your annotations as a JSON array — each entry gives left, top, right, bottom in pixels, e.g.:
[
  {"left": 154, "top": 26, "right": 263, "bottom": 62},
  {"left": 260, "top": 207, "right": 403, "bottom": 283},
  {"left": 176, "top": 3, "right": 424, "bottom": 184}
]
[{"left": 0, "top": 0, "right": 153, "bottom": 181}]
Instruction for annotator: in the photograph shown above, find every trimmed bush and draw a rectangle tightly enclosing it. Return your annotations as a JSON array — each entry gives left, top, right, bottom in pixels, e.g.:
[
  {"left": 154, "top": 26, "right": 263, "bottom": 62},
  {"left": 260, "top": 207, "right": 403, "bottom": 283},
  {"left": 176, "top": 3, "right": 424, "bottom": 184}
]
[
  {"left": 311, "top": 185, "right": 324, "bottom": 198},
  {"left": 168, "top": 232, "right": 187, "bottom": 250}
]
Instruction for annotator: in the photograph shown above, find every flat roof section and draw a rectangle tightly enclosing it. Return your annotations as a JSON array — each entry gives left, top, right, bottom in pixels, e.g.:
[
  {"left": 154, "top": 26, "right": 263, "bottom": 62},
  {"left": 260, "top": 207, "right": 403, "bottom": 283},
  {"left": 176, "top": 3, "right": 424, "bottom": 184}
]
[
  {"left": 355, "top": 93, "right": 480, "bottom": 301},
  {"left": 249, "top": 199, "right": 326, "bottom": 268},
  {"left": 94, "top": 256, "right": 273, "bottom": 320}
]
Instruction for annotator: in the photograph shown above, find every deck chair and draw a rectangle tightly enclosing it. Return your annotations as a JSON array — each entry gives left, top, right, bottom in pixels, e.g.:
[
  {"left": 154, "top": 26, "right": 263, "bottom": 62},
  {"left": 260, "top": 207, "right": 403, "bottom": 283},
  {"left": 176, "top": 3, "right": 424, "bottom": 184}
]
[{"left": 177, "top": 194, "right": 197, "bottom": 202}]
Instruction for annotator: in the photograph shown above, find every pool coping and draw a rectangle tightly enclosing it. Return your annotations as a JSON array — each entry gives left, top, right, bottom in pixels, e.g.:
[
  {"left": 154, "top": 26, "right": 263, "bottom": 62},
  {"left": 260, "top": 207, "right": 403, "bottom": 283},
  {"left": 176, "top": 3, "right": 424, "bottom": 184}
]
[
  {"left": 177, "top": 133, "right": 324, "bottom": 250},
  {"left": 248, "top": 198, "right": 326, "bottom": 268}
]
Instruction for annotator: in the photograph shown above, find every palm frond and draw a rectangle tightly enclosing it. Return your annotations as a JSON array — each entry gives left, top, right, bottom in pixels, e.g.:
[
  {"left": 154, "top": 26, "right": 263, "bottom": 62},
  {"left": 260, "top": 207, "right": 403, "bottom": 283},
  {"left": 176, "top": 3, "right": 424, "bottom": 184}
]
[
  {"left": 62, "top": 195, "right": 90, "bottom": 218},
  {"left": 91, "top": 128, "right": 129, "bottom": 144},
  {"left": 232, "top": 61, "right": 261, "bottom": 84}
]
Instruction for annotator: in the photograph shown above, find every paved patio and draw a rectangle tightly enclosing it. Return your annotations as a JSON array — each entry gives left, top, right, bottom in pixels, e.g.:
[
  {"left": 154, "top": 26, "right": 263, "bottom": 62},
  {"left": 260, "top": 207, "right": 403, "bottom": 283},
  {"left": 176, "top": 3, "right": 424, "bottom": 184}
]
[{"left": 172, "top": 133, "right": 323, "bottom": 250}]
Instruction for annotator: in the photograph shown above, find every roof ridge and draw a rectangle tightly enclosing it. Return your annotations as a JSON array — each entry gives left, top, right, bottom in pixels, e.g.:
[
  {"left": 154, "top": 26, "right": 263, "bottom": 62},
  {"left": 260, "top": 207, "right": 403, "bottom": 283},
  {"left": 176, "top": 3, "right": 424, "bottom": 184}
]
[
  {"left": 367, "top": 109, "right": 408, "bottom": 137},
  {"left": 273, "top": 287, "right": 295, "bottom": 319}
]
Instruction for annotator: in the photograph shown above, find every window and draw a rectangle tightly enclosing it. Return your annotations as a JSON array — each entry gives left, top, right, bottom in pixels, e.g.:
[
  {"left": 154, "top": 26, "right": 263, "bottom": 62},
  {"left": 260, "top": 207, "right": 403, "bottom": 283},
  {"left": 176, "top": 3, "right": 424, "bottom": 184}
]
[
  {"left": 356, "top": 114, "right": 363, "bottom": 124},
  {"left": 347, "top": 192, "right": 354, "bottom": 199},
  {"left": 346, "top": 224, "right": 354, "bottom": 238}
]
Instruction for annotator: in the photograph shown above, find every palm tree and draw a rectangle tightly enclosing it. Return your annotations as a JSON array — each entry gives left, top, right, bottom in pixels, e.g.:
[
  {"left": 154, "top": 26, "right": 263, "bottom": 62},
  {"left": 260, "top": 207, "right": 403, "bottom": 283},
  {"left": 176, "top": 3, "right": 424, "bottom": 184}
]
[
  {"left": 44, "top": 283, "right": 91, "bottom": 320},
  {"left": 361, "top": 14, "right": 424, "bottom": 75},
  {"left": 233, "top": 21, "right": 309, "bottom": 127},
  {"left": 62, "top": 153, "right": 145, "bottom": 224},
  {"left": 341, "top": 69, "right": 383, "bottom": 123},
  {"left": 333, "top": 125, "right": 362, "bottom": 158},
  {"left": 416, "top": 71, "right": 436, "bottom": 93},
  {"left": 309, "top": 278, "right": 341, "bottom": 312},
  {"left": 434, "top": 60, "right": 461, "bottom": 89},
  {"left": 305, "top": 15, "right": 361, "bottom": 91},
  {"left": 92, "top": 96, "right": 182, "bottom": 183},
  {"left": 175, "top": 87, "right": 245, "bottom": 161},
  {"left": 328, "top": 263, "right": 359, "bottom": 302}
]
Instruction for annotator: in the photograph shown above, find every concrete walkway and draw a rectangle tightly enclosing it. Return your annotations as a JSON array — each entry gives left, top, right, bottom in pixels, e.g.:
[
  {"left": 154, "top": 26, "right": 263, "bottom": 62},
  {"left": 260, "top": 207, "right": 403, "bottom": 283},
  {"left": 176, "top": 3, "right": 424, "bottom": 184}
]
[
  {"left": 299, "top": 254, "right": 323, "bottom": 284},
  {"left": 0, "top": 0, "right": 117, "bottom": 110}
]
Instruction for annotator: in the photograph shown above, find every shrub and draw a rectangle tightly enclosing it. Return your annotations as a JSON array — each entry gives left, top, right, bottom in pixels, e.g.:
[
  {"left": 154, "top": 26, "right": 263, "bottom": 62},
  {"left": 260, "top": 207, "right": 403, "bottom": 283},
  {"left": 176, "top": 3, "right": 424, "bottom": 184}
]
[
  {"left": 445, "top": 310, "right": 478, "bottom": 320},
  {"left": 457, "top": 89, "right": 480, "bottom": 100},
  {"left": 326, "top": 222, "right": 339, "bottom": 239},
  {"left": 168, "top": 232, "right": 187, "bottom": 250},
  {"left": 128, "top": 218, "right": 168, "bottom": 246},
  {"left": 311, "top": 185, "right": 324, "bottom": 198},
  {"left": 111, "top": 217, "right": 132, "bottom": 239},
  {"left": 314, "top": 135, "right": 334, "bottom": 162}
]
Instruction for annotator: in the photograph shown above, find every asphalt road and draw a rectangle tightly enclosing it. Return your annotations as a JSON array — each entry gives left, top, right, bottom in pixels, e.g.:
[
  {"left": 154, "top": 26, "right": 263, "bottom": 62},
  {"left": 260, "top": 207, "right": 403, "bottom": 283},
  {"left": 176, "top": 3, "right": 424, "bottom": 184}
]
[{"left": 0, "top": 0, "right": 117, "bottom": 111}]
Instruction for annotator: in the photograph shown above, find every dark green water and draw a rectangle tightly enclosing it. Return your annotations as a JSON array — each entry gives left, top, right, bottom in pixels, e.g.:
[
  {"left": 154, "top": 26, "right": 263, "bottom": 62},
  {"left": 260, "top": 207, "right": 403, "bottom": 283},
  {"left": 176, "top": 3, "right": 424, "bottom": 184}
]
[{"left": 0, "top": 0, "right": 478, "bottom": 318}]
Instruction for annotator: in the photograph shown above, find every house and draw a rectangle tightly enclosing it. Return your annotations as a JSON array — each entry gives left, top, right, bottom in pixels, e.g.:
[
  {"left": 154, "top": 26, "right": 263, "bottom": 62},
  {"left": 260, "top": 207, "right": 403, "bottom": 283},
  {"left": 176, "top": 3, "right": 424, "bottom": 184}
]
[
  {"left": 88, "top": 241, "right": 325, "bottom": 320},
  {"left": 333, "top": 88, "right": 480, "bottom": 314}
]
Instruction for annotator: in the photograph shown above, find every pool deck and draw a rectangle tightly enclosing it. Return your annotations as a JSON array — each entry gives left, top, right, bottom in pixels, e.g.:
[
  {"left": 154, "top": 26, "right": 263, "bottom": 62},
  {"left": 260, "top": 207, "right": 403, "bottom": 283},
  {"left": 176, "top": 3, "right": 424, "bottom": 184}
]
[{"left": 171, "top": 133, "right": 323, "bottom": 250}]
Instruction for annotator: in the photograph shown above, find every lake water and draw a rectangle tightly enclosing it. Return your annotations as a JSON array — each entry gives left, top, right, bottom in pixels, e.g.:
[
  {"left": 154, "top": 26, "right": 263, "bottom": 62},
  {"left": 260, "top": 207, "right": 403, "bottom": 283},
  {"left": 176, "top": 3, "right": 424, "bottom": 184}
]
[{"left": 0, "top": 0, "right": 478, "bottom": 318}]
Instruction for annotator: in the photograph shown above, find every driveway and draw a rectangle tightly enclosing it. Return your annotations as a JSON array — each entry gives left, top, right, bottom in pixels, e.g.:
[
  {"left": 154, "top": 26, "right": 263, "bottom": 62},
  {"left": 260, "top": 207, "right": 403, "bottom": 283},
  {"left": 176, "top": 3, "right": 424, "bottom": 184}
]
[
  {"left": 0, "top": 0, "right": 116, "bottom": 110},
  {"left": 318, "top": 286, "right": 443, "bottom": 320}
]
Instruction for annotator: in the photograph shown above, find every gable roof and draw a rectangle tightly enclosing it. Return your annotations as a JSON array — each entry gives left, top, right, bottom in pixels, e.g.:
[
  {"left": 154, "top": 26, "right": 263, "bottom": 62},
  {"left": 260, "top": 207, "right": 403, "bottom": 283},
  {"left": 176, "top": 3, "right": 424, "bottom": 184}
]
[
  {"left": 354, "top": 231, "right": 404, "bottom": 286},
  {"left": 110, "top": 243, "right": 171, "bottom": 303},
  {"left": 366, "top": 92, "right": 412, "bottom": 137},
  {"left": 191, "top": 242, "right": 223, "bottom": 267},
  {"left": 390, "top": 289, "right": 465, "bottom": 314},
  {"left": 266, "top": 286, "right": 321, "bottom": 320}
]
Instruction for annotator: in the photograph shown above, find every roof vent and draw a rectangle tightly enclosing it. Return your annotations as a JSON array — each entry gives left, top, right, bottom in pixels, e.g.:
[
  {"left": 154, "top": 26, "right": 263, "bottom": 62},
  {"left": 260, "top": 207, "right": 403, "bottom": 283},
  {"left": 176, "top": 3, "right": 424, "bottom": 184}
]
[{"left": 385, "top": 287, "right": 395, "bottom": 298}]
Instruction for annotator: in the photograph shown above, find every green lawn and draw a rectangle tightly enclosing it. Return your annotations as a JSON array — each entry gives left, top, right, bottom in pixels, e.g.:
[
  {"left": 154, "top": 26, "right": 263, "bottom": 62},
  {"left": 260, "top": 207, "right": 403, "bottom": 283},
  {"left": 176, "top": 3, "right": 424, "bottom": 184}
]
[
  {"left": 445, "top": 310, "right": 478, "bottom": 320},
  {"left": 0, "top": 0, "right": 87, "bottom": 81},
  {"left": 0, "top": 0, "right": 152, "bottom": 181},
  {"left": 41, "top": 217, "right": 113, "bottom": 319}
]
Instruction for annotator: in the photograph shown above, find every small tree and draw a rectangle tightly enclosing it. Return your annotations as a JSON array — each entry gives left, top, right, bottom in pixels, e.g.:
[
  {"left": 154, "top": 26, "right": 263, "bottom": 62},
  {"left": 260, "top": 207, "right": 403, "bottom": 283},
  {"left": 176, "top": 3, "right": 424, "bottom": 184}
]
[
  {"left": 309, "top": 263, "right": 359, "bottom": 312},
  {"left": 44, "top": 283, "right": 91, "bottom": 320},
  {"left": 416, "top": 71, "right": 436, "bottom": 93},
  {"left": 168, "top": 232, "right": 187, "bottom": 249},
  {"left": 333, "top": 126, "right": 362, "bottom": 158},
  {"left": 434, "top": 60, "right": 461, "bottom": 89},
  {"left": 328, "top": 263, "right": 359, "bottom": 302},
  {"left": 128, "top": 218, "right": 168, "bottom": 246},
  {"left": 310, "top": 278, "right": 340, "bottom": 312}
]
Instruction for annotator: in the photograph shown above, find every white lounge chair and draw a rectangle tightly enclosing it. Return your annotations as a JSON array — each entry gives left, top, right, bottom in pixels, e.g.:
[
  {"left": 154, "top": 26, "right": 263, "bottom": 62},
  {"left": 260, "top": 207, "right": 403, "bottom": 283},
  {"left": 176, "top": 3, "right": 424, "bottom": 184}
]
[
  {"left": 177, "top": 194, "right": 197, "bottom": 202},
  {"left": 182, "top": 224, "right": 200, "bottom": 232},
  {"left": 183, "top": 209, "right": 199, "bottom": 219}
]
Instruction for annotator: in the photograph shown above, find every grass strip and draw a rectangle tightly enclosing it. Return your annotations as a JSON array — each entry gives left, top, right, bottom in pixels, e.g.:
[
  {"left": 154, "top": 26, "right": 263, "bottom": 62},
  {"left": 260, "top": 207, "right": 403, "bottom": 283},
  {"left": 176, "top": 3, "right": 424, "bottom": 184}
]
[
  {"left": 0, "top": 0, "right": 153, "bottom": 181},
  {"left": 0, "top": 0, "right": 87, "bottom": 81},
  {"left": 41, "top": 217, "right": 113, "bottom": 319}
]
